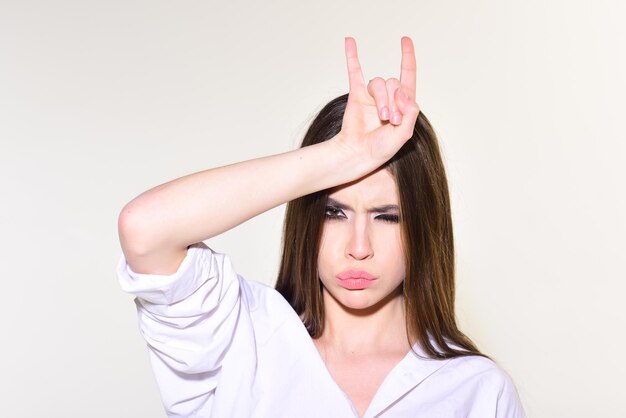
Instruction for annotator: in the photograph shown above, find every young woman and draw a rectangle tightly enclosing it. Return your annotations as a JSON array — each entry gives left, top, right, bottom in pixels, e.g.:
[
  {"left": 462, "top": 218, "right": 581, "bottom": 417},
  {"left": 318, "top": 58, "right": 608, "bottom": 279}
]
[{"left": 117, "top": 38, "right": 525, "bottom": 417}]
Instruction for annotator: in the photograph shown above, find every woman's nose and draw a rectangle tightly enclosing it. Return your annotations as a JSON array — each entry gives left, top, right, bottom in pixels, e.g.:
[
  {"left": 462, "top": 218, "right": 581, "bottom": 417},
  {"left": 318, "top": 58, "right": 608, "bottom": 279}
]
[{"left": 345, "top": 221, "right": 374, "bottom": 260}]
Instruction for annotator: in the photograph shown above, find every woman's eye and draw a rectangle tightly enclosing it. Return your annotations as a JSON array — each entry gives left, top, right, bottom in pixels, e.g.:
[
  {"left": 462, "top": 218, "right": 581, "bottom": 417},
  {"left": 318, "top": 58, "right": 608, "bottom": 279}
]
[
  {"left": 376, "top": 214, "right": 400, "bottom": 223},
  {"left": 324, "top": 206, "right": 345, "bottom": 220}
]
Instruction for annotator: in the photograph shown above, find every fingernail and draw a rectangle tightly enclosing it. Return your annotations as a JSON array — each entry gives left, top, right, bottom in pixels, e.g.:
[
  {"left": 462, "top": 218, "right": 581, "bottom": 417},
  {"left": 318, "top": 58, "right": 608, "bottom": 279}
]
[
  {"left": 381, "top": 106, "right": 390, "bottom": 120},
  {"left": 391, "top": 112, "right": 402, "bottom": 125}
]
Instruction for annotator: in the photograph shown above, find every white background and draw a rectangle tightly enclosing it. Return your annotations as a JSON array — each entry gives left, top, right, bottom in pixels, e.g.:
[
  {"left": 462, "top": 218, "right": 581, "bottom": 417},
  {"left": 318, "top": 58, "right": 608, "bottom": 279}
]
[{"left": 1, "top": 1, "right": 624, "bottom": 417}]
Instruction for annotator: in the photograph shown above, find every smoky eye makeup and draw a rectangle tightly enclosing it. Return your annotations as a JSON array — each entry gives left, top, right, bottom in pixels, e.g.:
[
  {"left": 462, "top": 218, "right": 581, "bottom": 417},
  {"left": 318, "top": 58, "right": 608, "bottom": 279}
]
[
  {"left": 324, "top": 197, "right": 401, "bottom": 223},
  {"left": 375, "top": 213, "right": 400, "bottom": 223},
  {"left": 324, "top": 205, "right": 346, "bottom": 220},
  {"left": 373, "top": 205, "right": 401, "bottom": 223}
]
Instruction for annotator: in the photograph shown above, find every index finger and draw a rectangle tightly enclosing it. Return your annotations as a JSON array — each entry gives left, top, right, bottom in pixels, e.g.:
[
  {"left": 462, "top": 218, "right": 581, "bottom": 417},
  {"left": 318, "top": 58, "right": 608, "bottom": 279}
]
[
  {"left": 399, "top": 37, "right": 416, "bottom": 99},
  {"left": 345, "top": 37, "right": 366, "bottom": 91}
]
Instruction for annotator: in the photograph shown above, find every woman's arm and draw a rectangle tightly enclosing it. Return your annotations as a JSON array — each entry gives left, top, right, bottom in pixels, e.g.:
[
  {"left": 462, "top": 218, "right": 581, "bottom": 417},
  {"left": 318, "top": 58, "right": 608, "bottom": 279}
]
[{"left": 118, "top": 37, "right": 420, "bottom": 275}]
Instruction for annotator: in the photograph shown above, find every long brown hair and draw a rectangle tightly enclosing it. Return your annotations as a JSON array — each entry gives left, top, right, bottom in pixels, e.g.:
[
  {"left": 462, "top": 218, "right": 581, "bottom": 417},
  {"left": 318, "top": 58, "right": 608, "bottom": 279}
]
[{"left": 275, "top": 94, "right": 484, "bottom": 359}]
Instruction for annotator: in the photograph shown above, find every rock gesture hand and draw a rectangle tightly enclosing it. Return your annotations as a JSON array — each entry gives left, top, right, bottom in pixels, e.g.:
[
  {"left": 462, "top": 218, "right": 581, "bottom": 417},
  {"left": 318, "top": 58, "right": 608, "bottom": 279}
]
[{"left": 334, "top": 37, "right": 420, "bottom": 170}]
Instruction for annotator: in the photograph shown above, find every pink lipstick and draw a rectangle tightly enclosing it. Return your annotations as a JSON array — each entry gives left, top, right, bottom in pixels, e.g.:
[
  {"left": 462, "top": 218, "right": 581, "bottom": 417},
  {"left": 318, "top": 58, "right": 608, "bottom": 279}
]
[{"left": 336, "top": 269, "right": 377, "bottom": 290}]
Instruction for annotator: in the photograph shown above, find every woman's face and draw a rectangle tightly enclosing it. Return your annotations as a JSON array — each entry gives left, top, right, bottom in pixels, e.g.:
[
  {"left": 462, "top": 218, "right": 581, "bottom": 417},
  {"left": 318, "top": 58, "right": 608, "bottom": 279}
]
[{"left": 317, "top": 168, "right": 406, "bottom": 311}]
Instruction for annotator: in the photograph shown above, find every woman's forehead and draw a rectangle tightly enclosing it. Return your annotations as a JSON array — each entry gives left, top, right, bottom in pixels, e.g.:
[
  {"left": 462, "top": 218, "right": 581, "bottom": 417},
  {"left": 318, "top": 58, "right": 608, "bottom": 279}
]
[{"left": 328, "top": 168, "right": 399, "bottom": 205}]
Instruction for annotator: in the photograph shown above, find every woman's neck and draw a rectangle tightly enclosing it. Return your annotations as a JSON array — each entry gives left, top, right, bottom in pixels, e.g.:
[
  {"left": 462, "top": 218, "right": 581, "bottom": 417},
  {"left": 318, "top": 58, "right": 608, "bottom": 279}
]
[{"left": 317, "top": 287, "right": 410, "bottom": 355}]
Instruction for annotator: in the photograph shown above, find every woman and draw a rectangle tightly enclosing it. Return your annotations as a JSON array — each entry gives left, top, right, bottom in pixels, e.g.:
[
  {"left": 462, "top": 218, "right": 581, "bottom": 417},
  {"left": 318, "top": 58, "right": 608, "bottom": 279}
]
[{"left": 117, "top": 37, "right": 524, "bottom": 417}]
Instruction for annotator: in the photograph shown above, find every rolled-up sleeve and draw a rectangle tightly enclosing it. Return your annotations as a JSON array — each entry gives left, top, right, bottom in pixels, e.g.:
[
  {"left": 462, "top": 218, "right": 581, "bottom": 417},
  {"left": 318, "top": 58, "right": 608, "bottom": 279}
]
[{"left": 117, "top": 242, "right": 243, "bottom": 417}]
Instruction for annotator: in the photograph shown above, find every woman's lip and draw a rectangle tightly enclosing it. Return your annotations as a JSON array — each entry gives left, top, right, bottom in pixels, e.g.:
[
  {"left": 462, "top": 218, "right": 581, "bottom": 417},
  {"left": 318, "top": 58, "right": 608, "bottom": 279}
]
[{"left": 336, "top": 269, "right": 377, "bottom": 281}]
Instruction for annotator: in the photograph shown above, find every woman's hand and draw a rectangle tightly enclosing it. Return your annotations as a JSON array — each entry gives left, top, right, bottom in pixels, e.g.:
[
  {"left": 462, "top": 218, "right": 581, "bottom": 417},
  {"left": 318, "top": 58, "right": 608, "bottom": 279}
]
[{"left": 333, "top": 37, "right": 420, "bottom": 169}]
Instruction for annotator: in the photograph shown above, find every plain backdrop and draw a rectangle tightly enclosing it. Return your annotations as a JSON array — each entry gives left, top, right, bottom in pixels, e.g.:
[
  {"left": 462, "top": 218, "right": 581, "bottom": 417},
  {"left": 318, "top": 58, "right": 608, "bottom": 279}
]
[{"left": 1, "top": 0, "right": 624, "bottom": 417}]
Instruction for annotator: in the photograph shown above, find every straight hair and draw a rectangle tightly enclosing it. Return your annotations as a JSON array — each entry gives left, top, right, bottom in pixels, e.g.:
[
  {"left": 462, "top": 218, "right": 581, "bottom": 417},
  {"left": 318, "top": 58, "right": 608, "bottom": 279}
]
[{"left": 275, "top": 94, "right": 484, "bottom": 359}]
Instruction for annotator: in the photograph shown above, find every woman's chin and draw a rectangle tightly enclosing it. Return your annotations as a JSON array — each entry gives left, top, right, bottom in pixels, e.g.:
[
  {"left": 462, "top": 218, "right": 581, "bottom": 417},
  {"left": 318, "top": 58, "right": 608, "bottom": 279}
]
[
  {"left": 327, "top": 285, "right": 404, "bottom": 314},
  {"left": 339, "top": 295, "right": 378, "bottom": 311},
  {"left": 334, "top": 290, "right": 397, "bottom": 314}
]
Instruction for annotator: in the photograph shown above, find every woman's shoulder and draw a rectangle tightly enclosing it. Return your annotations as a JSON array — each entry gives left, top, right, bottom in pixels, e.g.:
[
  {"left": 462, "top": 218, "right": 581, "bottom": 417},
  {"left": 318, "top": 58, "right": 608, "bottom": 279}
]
[
  {"left": 407, "top": 343, "right": 510, "bottom": 388},
  {"left": 435, "top": 354, "right": 525, "bottom": 416},
  {"left": 409, "top": 340, "right": 516, "bottom": 391},
  {"left": 442, "top": 354, "right": 517, "bottom": 390}
]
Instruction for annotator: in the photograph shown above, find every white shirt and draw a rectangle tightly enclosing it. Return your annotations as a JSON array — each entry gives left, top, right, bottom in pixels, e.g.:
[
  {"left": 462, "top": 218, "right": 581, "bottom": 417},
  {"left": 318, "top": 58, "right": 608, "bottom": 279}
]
[{"left": 118, "top": 243, "right": 525, "bottom": 418}]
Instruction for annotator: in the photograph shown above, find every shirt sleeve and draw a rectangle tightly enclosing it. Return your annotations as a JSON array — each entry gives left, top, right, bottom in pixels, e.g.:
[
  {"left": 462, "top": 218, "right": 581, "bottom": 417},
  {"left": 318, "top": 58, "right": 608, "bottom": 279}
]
[
  {"left": 495, "top": 375, "right": 526, "bottom": 418},
  {"left": 117, "top": 242, "right": 242, "bottom": 417}
]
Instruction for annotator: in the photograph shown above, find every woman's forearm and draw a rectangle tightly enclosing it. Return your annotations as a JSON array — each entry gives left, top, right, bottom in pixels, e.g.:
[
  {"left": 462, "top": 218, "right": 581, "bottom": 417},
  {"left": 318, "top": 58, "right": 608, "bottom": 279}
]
[{"left": 118, "top": 138, "right": 361, "bottom": 274}]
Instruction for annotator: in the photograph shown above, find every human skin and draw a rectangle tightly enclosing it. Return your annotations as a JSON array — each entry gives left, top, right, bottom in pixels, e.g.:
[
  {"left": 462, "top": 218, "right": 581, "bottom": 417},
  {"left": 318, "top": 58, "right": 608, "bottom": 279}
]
[{"left": 118, "top": 37, "right": 420, "bottom": 276}]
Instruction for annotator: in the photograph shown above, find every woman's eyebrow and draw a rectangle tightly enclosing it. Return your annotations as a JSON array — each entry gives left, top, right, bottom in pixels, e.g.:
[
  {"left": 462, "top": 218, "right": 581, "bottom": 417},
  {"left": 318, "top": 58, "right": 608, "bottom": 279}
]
[
  {"left": 326, "top": 198, "right": 351, "bottom": 211},
  {"left": 369, "top": 204, "right": 400, "bottom": 213},
  {"left": 326, "top": 198, "right": 399, "bottom": 213}
]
